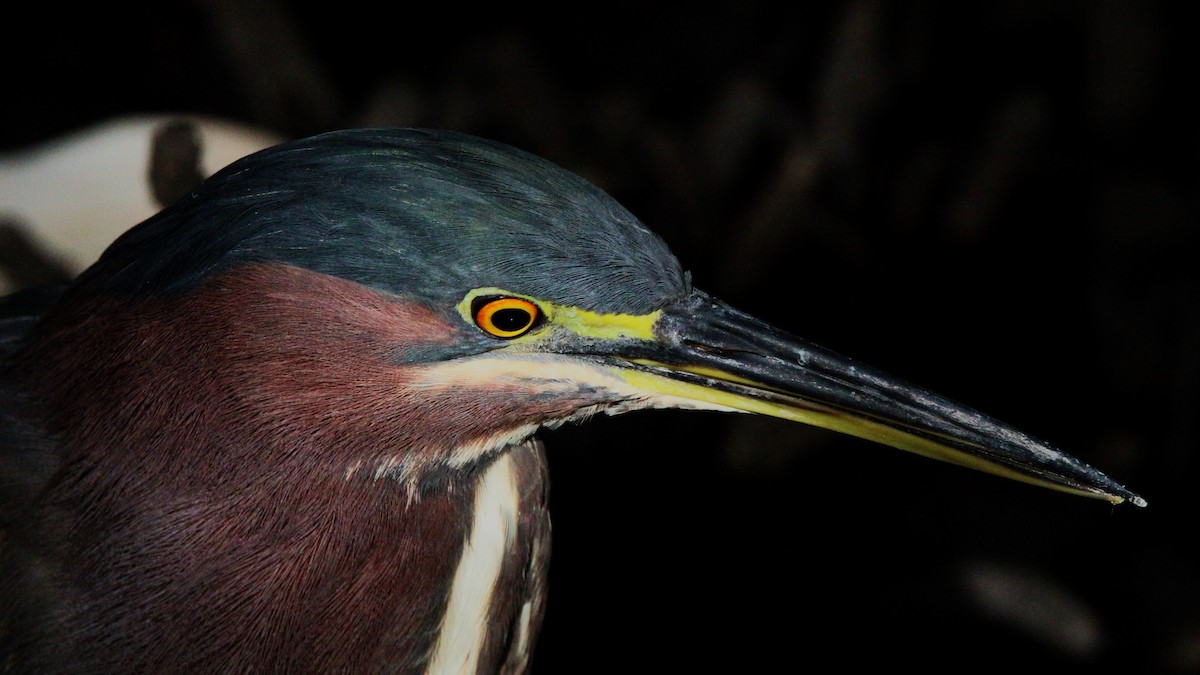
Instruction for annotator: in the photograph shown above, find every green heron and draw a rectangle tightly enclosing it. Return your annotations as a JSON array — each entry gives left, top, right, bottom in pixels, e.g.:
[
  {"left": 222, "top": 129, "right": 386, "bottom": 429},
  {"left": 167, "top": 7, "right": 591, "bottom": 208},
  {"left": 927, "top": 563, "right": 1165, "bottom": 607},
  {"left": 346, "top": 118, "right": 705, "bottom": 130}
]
[{"left": 0, "top": 128, "right": 1142, "bottom": 673}]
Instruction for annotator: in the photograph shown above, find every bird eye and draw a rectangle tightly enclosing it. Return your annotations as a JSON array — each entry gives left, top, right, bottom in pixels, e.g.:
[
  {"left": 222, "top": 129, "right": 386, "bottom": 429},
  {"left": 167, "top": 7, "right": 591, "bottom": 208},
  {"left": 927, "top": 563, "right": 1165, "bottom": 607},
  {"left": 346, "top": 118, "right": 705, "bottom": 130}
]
[{"left": 472, "top": 296, "right": 542, "bottom": 338}]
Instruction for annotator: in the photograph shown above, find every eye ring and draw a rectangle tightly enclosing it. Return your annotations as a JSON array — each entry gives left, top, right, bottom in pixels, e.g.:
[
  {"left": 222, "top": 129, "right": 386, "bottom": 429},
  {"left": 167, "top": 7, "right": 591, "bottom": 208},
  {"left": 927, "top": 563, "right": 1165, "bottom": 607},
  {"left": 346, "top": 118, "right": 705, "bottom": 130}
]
[{"left": 472, "top": 296, "right": 542, "bottom": 339}]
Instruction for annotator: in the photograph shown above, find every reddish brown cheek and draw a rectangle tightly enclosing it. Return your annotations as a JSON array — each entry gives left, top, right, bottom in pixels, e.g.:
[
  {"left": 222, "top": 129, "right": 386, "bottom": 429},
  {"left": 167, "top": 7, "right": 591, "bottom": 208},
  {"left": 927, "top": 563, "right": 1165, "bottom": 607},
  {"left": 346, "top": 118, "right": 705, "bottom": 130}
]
[
  {"left": 17, "top": 264, "right": 456, "bottom": 462},
  {"left": 195, "top": 262, "right": 461, "bottom": 362}
]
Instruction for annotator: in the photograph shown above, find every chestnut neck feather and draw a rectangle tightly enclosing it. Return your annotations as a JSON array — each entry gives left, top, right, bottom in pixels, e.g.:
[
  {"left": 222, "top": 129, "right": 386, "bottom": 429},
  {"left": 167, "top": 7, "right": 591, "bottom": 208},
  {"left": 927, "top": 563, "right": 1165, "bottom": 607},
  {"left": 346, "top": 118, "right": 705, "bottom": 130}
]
[{"left": 8, "top": 263, "right": 554, "bottom": 672}]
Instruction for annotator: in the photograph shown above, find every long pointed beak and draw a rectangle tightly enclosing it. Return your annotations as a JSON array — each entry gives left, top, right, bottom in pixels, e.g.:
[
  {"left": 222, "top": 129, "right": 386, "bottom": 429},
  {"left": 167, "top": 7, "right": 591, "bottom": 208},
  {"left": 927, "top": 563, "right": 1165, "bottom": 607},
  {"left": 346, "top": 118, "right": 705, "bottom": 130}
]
[{"left": 609, "top": 290, "right": 1145, "bottom": 507}]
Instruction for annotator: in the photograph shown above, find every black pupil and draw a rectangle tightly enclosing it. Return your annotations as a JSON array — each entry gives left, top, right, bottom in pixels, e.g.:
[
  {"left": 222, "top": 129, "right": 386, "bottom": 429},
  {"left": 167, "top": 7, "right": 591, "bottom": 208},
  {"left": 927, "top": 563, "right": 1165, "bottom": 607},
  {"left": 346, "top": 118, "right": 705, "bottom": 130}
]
[{"left": 492, "top": 307, "right": 532, "bottom": 332}]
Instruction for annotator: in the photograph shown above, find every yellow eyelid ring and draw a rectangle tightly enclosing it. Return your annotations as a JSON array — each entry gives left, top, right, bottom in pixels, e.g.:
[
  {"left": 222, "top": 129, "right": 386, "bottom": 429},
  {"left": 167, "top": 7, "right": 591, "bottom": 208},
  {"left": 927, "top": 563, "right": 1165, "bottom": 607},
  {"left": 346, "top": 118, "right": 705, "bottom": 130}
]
[
  {"left": 456, "top": 287, "right": 663, "bottom": 343},
  {"left": 472, "top": 296, "right": 542, "bottom": 338}
]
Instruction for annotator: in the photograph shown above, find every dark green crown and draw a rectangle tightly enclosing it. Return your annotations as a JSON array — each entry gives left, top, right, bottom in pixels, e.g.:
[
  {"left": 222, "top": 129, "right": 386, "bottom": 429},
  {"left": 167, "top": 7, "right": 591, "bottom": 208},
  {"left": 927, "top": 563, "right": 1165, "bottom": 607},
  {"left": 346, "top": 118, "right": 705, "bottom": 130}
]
[{"left": 79, "top": 128, "right": 688, "bottom": 314}]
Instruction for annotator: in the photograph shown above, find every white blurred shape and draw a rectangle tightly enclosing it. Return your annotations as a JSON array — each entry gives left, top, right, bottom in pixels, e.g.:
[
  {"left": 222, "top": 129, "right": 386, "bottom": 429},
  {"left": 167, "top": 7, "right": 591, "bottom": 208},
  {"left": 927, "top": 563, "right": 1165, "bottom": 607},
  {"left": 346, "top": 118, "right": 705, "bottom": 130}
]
[{"left": 0, "top": 115, "right": 284, "bottom": 295}]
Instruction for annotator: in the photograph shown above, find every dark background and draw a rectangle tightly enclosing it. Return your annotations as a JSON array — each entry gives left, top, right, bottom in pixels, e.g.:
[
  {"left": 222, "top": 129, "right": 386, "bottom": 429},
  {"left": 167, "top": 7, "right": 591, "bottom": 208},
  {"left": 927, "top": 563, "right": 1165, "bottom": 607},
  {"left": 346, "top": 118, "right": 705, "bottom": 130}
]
[{"left": 2, "top": 2, "right": 1195, "bottom": 672}]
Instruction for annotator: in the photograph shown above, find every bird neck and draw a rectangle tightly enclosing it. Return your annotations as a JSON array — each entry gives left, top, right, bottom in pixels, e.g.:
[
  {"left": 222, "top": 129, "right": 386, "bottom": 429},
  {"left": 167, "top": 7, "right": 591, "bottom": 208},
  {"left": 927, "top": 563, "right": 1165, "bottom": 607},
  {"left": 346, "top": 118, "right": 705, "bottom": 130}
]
[{"left": 6, "top": 264, "right": 553, "bottom": 670}]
